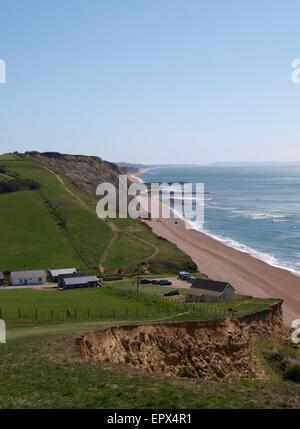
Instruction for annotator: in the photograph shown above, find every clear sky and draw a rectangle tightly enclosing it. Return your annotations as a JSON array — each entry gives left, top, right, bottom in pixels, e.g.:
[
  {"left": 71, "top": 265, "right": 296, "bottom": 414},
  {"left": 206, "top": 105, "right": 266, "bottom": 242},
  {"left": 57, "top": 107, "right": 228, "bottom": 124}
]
[{"left": 1, "top": 0, "right": 300, "bottom": 164}]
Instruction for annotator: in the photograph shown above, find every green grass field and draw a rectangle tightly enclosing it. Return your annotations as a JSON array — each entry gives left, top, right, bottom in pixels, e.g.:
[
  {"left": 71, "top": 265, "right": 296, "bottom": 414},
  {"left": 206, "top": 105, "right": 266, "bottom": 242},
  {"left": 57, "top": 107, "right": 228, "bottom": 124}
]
[
  {"left": 0, "top": 285, "right": 298, "bottom": 409},
  {"left": 0, "top": 190, "right": 85, "bottom": 271},
  {"left": 0, "top": 284, "right": 279, "bottom": 328},
  {"left": 107, "top": 278, "right": 185, "bottom": 296},
  {"left": 0, "top": 153, "right": 17, "bottom": 160},
  {"left": 0, "top": 287, "right": 185, "bottom": 328},
  {"left": 0, "top": 331, "right": 299, "bottom": 409},
  {"left": 0, "top": 156, "right": 195, "bottom": 275},
  {"left": 0, "top": 289, "right": 298, "bottom": 408}
]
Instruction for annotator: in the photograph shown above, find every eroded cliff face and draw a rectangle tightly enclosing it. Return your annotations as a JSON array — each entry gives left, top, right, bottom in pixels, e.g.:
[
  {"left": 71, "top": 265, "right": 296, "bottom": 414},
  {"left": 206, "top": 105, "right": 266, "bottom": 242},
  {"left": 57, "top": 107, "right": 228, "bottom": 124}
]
[
  {"left": 76, "top": 302, "right": 288, "bottom": 380},
  {"left": 26, "top": 151, "right": 127, "bottom": 196}
]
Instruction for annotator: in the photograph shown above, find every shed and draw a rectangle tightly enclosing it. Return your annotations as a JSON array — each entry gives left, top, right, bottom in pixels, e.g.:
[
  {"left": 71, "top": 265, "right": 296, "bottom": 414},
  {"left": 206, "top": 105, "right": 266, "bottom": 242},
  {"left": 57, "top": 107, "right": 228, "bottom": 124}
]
[
  {"left": 0, "top": 272, "right": 4, "bottom": 286},
  {"left": 49, "top": 268, "right": 77, "bottom": 282},
  {"left": 61, "top": 276, "right": 99, "bottom": 290},
  {"left": 185, "top": 278, "right": 235, "bottom": 303},
  {"left": 10, "top": 270, "right": 47, "bottom": 286},
  {"left": 57, "top": 272, "right": 87, "bottom": 288}
]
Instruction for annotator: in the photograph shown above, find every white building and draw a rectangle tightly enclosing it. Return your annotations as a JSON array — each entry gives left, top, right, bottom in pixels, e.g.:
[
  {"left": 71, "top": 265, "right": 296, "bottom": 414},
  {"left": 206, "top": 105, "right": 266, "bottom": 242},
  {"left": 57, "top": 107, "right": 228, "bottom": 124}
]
[{"left": 10, "top": 270, "right": 47, "bottom": 286}]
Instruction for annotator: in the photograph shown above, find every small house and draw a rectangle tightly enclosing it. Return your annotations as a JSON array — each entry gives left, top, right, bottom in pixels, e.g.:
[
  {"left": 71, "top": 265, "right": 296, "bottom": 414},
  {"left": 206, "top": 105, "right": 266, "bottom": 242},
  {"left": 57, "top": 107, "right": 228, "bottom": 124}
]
[
  {"left": 49, "top": 268, "right": 77, "bottom": 283},
  {"left": 61, "top": 276, "right": 99, "bottom": 290},
  {"left": 185, "top": 279, "right": 235, "bottom": 303},
  {"left": 0, "top": 272, "right": 4, "bottom": 286},
  {"left": 10, "top": 270, "right": 47, "bottom": 286},
  {"left": 57, "top": 272, "right": 87, "bottom": 288}
]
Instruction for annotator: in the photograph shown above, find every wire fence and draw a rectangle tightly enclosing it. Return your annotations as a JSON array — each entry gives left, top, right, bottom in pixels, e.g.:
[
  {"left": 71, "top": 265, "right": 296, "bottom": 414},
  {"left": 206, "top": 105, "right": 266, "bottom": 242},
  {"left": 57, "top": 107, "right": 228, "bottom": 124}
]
[{"left": 0, "top": 302, "right": 241, "bottom": 324}]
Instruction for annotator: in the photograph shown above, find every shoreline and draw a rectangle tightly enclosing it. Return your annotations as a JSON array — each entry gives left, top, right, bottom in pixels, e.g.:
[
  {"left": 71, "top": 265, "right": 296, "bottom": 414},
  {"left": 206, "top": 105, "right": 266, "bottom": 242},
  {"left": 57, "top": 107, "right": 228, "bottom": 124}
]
[
  {"left": 135, "top": 170, "right": 300, "bottom": 324},
  {"left": 143, "top": 217, "right": 300, "bottom": 325},
  {"left": 127, "top": 168, "right": 149, "bottom": 183}
]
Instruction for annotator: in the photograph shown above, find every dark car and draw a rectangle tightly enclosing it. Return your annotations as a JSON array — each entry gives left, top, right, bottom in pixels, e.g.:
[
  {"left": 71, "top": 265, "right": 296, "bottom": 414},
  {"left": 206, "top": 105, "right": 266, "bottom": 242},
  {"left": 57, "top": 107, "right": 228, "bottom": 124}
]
[
  {"left": 164, "top": 289, "right": 179, "bottom": 297},
  {"left": 141, "top": 278, "right": 151, "bottom": 284},
  {"left": 151, "top": 279, "right": 160, "bottom": 284},
  {"left": 159, "top": 280, "right": 172, "bottom": 286}
]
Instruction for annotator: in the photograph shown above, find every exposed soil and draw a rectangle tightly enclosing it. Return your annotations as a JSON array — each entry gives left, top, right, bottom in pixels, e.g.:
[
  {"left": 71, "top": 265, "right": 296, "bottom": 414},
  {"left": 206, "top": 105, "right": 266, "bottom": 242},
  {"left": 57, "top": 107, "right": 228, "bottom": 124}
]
[{"left": 77, "top": 301, "right": 289, "bottom": 380}]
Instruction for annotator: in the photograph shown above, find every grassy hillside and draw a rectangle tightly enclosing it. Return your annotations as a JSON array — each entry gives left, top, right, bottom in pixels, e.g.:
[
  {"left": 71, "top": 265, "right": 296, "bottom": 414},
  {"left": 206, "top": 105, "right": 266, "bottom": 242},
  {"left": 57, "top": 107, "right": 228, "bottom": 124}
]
[
  {"left": 0, "top": 284, "right": 279, "bottom": 328},
  {"left": 0, "top": 153, "right": 18, "bottom": 160},
  {"left": 0, "top": 190, "right": 84, "bottom": 270},
  {"left": 0, "top": 155, "right": 195, "bottom": 275},
  {"left": 0, "top": 287, "right": 184, "bottom": 328},
  {"left": 0, "top": 291, "right": 298, "bottom": 408},
  {"left": 1, "top": 332, "right": 299, "bottom": 409}
]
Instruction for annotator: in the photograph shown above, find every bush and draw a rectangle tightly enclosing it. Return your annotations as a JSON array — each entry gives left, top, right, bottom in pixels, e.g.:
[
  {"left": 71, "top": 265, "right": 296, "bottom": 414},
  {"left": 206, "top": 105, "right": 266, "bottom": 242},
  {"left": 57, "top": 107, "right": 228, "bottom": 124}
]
[
  {"left": 284, "top": 364, "right": 300, "bottom": 383},
  {"left": 0, "top": 178, "right": 41, "bottom": 194}
]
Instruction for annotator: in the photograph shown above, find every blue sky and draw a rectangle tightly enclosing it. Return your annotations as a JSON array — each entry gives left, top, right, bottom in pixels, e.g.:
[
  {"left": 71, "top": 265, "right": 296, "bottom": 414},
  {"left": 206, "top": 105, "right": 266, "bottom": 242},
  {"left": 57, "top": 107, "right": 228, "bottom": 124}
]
[{"left": 1, "top": 0, "right": 300, "bottom": 164}]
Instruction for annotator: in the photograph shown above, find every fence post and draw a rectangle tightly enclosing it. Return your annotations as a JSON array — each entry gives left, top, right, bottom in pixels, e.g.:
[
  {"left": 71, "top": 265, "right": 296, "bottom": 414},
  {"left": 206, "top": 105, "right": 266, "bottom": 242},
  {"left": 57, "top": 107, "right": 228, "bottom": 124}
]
[
  {"left": 18, "top": 308, "right": 21, "bottom": 319},
  {"left": 35, "top": 309, "right": 38, "bottom": 320},
  {"left": 0, "top": 308, "right": 2, "bottom": 319},
  {"left": 113, "top": 309, "right": 115, "bottom": 319},
  {"left": 125, "top": 308, "right": 128, "bottom": 320},
  {"left": 74, "top": 309, "right": 77, "bottom": 319},
  {"left": 51, "top": 310, "right": 53, "bottom": 320},
  {"left": 88, "top": 309, "right": 90, "bottom": 319}
]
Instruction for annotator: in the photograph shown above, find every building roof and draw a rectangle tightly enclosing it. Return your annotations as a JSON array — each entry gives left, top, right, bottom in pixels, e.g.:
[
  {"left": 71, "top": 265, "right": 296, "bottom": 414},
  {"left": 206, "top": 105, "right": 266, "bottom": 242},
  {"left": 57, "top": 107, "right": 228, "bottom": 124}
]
[
  {"left": 10, "top": 270, "right": 47, "bottom": 281},
  {"left": 185, "top": 288, "right": 222, "bottom": 297},
  {"left": 63, "top": 276, "right": 98, "bottom": 286},
  {"left": 0, "top": 272, "right": 4, "bottom": 280},
  {"left": 50, "top": 268, "right": 77, "bottom": 277},
  {"left": 190, "top": 278, "right": 233, "bottom": 293}
]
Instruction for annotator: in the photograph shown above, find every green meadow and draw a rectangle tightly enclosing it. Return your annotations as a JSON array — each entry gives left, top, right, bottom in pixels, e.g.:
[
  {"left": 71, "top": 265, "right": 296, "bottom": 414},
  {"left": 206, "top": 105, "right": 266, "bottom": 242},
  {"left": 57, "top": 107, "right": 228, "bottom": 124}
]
[
  {"left": 0, "top": 286, "right": 298, "bottom": 409},
  {"left": 0, "top": 190, "right": 84, "bottom": 271},
  {"left": 0, "top": 156, "right": 194, "bottom": 275},
  {"left": 0, "top": 286, "right": 184, "bottom": 328}
]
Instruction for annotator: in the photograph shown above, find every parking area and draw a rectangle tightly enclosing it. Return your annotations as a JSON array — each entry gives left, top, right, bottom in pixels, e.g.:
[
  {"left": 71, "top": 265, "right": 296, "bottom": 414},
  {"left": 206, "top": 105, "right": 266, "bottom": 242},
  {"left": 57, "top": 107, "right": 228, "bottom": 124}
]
[{"left": 159, "top": 277, "right": 192, "bottom": 289}]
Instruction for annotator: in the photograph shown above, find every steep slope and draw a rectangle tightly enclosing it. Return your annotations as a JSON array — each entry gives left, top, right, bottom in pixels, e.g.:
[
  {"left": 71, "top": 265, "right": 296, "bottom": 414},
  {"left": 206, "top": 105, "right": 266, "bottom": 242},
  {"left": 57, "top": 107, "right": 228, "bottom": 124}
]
[
  {"left": 77, "top": 301, "right": 288, "bottom": 380},
  {"left": 0, "top": 154, "right": 196, "bottom": 274},
  {"left": 25, "top": 151, "right": 126, "bottom": 196}
]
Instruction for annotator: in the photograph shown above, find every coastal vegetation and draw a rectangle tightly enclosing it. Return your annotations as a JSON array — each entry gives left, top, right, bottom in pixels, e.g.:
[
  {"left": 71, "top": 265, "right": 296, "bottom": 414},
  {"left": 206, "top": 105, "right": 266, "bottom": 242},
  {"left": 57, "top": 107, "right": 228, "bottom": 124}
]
[
  {"left": 1, "top": 152, "right": 299, "bottom": 409},
  {"left": 0, "top": 154, "right": 193, "bottom": 274},
  {"left": 0, "top": 289, "right": 299, "bottom": 409}
]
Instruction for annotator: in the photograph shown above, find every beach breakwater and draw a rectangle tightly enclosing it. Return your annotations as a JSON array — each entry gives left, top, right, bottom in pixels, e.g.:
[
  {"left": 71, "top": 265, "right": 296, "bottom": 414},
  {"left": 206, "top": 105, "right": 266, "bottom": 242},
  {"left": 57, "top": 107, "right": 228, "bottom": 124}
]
[{"left": 76, "top": 301, "right": 288, "bottom": 380}]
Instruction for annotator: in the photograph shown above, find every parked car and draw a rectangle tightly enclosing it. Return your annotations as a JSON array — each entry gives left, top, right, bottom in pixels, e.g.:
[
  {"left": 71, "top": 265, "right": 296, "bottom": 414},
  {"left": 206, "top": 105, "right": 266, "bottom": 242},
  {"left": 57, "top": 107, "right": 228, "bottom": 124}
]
[
  {"left": 180, "top": 274, "right": 190, "bottom": 280},
  {"left": 189, "top": 277, "right": 196, "bottom": 283},
  {"left": 164, "top": 289, "right": 179, "bottom": 297},
  {"left": 178, "top": 271, "right": 190, "bottom": 277},
  {"left": 159, "top": 280, "right": 172, "bottom": 286},
  {"left": 141, "top": 278, "right": 151, "bottom": 284},
  {"left": 151, "top": 279, "right": 160, "bottom": 284}
]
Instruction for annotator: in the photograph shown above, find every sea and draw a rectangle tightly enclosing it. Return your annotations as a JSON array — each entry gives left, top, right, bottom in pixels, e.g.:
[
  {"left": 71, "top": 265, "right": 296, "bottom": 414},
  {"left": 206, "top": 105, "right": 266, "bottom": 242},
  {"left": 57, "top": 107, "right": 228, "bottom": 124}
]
[{"left": 136, "top": 164, "right": 300, "bottom": 276}]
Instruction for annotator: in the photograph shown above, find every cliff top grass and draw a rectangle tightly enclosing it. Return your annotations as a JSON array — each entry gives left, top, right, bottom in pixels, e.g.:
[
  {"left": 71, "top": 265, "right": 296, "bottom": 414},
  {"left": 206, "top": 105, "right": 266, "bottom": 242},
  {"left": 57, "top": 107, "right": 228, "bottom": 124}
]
[
  {"left": 0, "top": 304, "right": 298, "bottom": 409},
  {"left": 0, "top": 284, "right": 280, "bottom": 329},
  {"left": 0, "top": 156, "right": 194, "bottom": 274}
]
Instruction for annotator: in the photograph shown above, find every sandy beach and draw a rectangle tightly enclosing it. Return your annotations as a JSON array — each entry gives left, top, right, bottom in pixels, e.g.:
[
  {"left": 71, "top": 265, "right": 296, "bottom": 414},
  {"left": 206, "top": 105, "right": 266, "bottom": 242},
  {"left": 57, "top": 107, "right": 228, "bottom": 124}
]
[
  {"left": 143, "top": 217, "right": 300, "bottom": 325},
  {"left": 127, "top": 168, "right": 149, "bottom": 183}
]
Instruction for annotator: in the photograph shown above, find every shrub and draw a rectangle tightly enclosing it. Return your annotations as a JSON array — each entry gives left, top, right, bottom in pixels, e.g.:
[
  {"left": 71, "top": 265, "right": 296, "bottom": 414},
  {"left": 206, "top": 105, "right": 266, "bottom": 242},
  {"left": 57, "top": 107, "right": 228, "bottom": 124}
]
[
  {"left": 0, "top": 178, "right": 41, "bottom": 194},
  {"left": 284, "top": 364, "right": 300, "bottom": 383}
]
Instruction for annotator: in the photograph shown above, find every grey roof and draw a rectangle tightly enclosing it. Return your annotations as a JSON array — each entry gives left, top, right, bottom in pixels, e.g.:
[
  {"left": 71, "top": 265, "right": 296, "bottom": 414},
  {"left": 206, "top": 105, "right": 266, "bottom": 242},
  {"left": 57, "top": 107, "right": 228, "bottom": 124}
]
[
  {"left": 0, "top": 272, "right": 4, "bottom": 280},
  {"left": 185, "top": 288, "right": 222, "bottom": 297},
  {"left": 10, "top": 270, "right": 47, "bottom": 281},
  {"left": 50, "top": 268, "right": 77, "bottom": 277},
  {"left": 63, "top": 276, "right": 98, "bottom": 286},
  {"left": 191, "top": 278, "right": 233, "bottom": 294}
]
